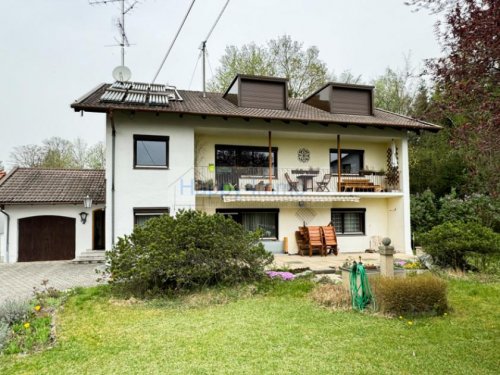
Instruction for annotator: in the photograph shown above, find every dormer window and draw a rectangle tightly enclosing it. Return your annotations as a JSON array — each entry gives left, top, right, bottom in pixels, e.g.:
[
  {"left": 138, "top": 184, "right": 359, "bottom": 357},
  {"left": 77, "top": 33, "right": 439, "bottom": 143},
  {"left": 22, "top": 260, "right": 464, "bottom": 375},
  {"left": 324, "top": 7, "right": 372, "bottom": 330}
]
[
  {"left": 303, "top": 83, "right": 374, "bottom": 116},
  {"left": 223, "top": 75, "right": 288, "bottom": 110}
]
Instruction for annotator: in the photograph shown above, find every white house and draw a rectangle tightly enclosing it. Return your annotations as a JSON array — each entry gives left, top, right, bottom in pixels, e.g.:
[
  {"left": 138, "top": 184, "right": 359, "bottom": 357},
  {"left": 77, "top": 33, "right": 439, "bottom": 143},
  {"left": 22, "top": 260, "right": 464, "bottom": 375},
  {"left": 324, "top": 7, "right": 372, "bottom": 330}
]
[
  {"left": 68, "top": 75, "right": 439, "bottom": 256},
  {"left": 0, "top": 168, "right": 105, "bottom": 262}
]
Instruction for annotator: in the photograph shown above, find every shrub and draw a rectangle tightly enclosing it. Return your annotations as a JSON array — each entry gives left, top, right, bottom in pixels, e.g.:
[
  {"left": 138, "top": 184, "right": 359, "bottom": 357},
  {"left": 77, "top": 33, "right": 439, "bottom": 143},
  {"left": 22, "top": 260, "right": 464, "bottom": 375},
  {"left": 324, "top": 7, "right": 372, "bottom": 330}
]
[
  {"left": 310, "top": 284, "right": 351, "bottom": 310},
  {"left": 107, "top": 210, "right": 274, "bottom": 295},
  {"left": 371, "top": 275, "right": 448, "bottom": 315},
  {"left": 0, "top": 299, "right": 30, "bottom": 326},
  {"left": 420, "top": 221, "right": 500, "bottom": 269},
  {"left": 0, "top": 322, "right": 9, "bottom": 351}
]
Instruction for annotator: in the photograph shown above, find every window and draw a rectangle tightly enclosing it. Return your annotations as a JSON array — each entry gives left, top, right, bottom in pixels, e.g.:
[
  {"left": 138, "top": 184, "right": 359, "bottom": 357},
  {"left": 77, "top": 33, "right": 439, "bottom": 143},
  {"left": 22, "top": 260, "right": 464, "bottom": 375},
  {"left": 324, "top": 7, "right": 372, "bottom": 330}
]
[
  {"left": 331, "top": 208, "right": 365, "bottom": 235},
  {"left": 215, "top": 145, "right": 278, "bottom": 190},
  {"left": 216, "top": 209, "right": 279, "bottom": 239},
  {"left": 134, "top": 207, "right": 170, "bottom": 226},
  {"left": 134, "top": 135, "right": 169, "bottom": 168},
  {"left": 330, "top": 149, "right": 364, "bottom": 174}
]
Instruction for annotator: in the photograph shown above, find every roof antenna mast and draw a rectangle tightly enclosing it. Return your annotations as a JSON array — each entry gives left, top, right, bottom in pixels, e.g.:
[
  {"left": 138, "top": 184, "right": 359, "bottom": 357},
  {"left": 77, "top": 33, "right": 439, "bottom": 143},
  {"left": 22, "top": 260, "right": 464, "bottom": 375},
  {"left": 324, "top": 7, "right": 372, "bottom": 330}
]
[
  {"left": 200, "top": 0, "right": 230, "bottom": 98},
  {"left": 89, "top": 0, "right": 139, "bottom": 79}
]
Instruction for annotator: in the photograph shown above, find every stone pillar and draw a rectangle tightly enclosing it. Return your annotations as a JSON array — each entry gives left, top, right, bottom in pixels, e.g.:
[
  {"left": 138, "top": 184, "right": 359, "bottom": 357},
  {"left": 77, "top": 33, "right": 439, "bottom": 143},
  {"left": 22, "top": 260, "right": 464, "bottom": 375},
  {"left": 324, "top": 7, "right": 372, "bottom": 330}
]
[{"left": 379, "top": 237, "right": 395, "bottom": 277}]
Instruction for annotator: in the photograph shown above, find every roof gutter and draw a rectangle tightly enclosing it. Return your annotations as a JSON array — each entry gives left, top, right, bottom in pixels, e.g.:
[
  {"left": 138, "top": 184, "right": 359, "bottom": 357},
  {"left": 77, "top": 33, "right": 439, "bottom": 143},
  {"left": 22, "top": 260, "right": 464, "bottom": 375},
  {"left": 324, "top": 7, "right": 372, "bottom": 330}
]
[{"left": 0, "top": 205, "right": 10, "bottom": 263}]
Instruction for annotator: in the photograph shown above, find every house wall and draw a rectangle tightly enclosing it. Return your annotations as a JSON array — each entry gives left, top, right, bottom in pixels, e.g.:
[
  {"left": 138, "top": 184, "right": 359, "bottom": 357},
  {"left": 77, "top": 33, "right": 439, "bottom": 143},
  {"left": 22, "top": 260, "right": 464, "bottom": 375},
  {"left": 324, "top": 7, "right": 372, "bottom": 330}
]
[
  {"left": 0, "top": 204, "right": 104, "bottom": 263},
  {"left": 105, "top": 112, "right": 195, "bottom": 249},
  {"left": 196, "top": 196, "right": 407, "bottom": 253},
  {"left": 104, "top": 111, "right": 410, "bottom": 254}
]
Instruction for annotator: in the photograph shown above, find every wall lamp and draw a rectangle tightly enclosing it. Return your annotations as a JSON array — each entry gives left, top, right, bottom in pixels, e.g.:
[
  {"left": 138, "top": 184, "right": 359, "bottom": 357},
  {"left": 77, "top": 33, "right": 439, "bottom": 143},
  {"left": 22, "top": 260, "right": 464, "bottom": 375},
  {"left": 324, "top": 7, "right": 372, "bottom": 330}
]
[
  {"left": 79, "top": 212, "right": 88, "bottom": 224},
  {"left": 80, "top": 195, "right": 93, "bottom": 224}
]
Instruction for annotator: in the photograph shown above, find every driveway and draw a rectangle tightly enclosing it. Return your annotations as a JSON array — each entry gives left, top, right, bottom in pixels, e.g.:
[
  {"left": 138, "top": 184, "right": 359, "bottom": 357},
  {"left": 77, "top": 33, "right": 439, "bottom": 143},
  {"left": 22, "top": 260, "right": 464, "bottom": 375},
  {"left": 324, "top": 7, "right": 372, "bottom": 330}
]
[{"left": 0, "top": 261, "right": 104, "bottom": 303}]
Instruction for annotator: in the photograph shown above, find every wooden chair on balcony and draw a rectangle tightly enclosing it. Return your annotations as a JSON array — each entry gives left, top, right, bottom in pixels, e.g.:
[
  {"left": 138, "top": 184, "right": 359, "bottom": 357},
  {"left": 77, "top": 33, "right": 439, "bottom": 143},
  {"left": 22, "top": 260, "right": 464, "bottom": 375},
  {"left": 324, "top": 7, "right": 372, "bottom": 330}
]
[
  {"left": 316, "top": 173, "right": 331, "bottom": 192},
  {"left": 306, "top": 226, "right": 326, "bottom": 257},
  {"left": 285, "top": 172, "right": 299, "bottom": 192},
  {"left": 321, "top": 225, "right": 338, "bottom": 255}
]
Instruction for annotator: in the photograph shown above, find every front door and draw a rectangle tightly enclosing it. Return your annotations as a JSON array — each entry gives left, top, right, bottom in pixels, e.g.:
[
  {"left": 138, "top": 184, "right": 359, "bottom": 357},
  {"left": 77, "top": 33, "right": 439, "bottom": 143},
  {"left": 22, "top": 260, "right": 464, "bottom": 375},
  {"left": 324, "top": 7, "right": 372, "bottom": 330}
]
[{"left": 93, "top": 209, "right": 105, "bottom": 250}]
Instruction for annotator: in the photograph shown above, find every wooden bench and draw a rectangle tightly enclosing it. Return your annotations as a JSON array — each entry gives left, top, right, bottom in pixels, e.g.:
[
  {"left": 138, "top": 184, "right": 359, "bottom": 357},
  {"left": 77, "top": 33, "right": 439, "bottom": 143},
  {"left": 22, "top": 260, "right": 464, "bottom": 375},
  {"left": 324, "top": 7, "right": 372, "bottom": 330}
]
[{"left": 340, "top": 179, "right": 381, "bottom": 192}]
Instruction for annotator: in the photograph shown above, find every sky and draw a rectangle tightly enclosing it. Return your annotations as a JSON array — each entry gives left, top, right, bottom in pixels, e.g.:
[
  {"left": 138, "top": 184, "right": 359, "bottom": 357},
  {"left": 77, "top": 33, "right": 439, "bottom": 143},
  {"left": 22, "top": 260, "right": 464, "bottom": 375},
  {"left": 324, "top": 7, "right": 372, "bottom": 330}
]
[{"left": 0, "top": 0, "right": 441, "bottom": 170}]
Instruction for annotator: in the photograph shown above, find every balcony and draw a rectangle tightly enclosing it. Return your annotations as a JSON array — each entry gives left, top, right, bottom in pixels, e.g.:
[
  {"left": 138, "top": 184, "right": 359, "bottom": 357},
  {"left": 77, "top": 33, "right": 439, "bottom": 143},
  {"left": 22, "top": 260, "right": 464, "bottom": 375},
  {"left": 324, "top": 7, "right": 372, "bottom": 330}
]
[{"left": 194, "top": 167, "right": 400, "bottom": 195}]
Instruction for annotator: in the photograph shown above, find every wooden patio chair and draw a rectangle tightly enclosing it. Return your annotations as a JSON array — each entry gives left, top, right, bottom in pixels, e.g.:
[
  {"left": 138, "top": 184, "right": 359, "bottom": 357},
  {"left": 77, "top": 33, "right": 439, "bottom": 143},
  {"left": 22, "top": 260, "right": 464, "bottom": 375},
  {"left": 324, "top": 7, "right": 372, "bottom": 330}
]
[
  {"left": 316, "top": 173, "right": 331, "bottom": 192},
  {"left": 284, "top": 172, "right": 299, "bottom": 191},
  {"left": 321, "top": 225, "right": 338, "bottom": 256},
  {"left": 306, "top": 226, "right": 325, "bottom": 257},
  {"left": 295, "top": 230, "right": 309, "bottom": 256}
]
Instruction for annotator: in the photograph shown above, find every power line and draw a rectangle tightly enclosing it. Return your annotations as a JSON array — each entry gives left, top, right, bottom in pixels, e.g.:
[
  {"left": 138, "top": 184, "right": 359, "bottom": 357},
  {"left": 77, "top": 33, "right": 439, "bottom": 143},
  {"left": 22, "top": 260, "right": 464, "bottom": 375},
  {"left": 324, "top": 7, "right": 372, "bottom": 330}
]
[{"left": 151, "top": 0, "right": 196, "bottom": 84}]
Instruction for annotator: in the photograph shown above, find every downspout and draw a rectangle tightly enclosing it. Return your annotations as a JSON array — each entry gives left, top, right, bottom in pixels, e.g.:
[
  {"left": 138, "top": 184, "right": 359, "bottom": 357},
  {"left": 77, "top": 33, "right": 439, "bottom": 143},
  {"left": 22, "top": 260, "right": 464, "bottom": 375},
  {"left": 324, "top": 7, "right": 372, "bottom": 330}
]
[
  {"left": 109, "top": 110, "right": 116, "bottom": 246},
  {"left": 0, "top": 205, "right": 10, "bottom": 263}
]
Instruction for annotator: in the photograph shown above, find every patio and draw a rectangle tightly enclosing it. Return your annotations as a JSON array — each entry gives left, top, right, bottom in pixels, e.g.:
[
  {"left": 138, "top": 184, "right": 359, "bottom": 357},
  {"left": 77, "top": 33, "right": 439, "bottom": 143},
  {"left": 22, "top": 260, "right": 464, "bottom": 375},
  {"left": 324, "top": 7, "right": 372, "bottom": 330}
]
[{"left": 272, "top": 252, "right": 417, "bottom": 273}]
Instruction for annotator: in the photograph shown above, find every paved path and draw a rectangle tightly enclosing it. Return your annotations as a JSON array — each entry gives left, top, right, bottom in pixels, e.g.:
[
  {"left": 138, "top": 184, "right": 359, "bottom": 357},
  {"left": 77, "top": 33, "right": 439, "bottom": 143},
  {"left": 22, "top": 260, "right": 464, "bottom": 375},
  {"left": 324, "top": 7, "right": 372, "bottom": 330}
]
[{"left": 0, "top": 261, "right": 104, "bottom": 303}]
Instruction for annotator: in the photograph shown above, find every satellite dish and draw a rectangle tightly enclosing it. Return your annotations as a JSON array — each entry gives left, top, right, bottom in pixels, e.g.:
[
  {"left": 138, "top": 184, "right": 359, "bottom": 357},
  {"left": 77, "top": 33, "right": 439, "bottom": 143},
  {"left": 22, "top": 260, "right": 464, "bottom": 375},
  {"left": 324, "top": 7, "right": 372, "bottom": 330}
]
[{"left": 112, "top": 65, "right": 131, "bottom": 82}]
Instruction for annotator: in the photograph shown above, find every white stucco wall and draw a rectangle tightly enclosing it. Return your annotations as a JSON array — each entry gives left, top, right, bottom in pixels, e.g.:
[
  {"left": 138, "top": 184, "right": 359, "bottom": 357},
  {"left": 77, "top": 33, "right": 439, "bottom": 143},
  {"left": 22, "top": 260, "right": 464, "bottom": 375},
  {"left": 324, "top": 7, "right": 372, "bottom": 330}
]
[
  {"left": 103, "top": 111, "right": 411, "bottom": 254},
  {"left": 105, "top": 112, "right": 196, "bottom": 249},
  {"left": 0, "top": 204, "right": 104, "bottom": 263},
  {"left": 196, "top": 196, "right": 409, "bottom": 254}
]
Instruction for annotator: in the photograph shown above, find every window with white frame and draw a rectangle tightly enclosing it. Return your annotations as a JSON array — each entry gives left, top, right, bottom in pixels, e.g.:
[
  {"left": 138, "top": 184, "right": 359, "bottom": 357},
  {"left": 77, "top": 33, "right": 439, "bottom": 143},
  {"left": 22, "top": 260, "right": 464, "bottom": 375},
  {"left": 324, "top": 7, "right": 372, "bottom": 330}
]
[{"left": 133, "top": 207, "right": 170, "bottom": 226}]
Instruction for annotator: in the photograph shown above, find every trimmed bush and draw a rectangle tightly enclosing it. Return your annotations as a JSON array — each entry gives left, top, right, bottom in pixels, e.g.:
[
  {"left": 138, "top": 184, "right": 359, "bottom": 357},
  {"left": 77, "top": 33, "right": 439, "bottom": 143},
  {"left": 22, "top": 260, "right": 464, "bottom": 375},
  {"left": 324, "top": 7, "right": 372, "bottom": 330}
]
[
  {"left": 107, "top": 210, "right": 274, "bottom": 295},
  {"left": 420, "top": 221, "right": 500, "bottom": 269},
  {"left": 310, "top": 284, "right": 351, "bottom": 310},
  {"left": 0, "top": 299, "right": 30, "bottom": 326},
  {"left": 371, "top": 274, "right": 448, "bottom": 315}
]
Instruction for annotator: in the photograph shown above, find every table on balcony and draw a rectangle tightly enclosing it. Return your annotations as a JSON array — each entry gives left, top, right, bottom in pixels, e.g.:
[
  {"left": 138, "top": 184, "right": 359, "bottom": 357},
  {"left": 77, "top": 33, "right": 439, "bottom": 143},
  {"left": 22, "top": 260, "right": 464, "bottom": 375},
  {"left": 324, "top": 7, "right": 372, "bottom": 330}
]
[
  {"left": 293, "top": 174, "right": 317, "bottom": 192},
  {"left": 291, "top": 169, "right": 319, "bottom": 192}
]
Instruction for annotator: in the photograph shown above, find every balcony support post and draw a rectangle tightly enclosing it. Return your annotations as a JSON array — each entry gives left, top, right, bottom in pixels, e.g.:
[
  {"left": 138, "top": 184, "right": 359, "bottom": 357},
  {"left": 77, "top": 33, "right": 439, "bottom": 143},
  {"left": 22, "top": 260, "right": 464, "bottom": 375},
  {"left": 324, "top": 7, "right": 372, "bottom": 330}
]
[{"left": 337, "top": 134, "right": 341, "bottom": 192}]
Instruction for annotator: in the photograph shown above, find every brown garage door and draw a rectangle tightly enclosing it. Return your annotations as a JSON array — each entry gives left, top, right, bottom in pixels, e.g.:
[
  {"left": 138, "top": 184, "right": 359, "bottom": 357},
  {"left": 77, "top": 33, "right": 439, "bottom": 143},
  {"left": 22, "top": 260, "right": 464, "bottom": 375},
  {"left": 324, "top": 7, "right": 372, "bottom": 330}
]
[{"left": 18, "top": 216, "right": 75, "bottom": 262}]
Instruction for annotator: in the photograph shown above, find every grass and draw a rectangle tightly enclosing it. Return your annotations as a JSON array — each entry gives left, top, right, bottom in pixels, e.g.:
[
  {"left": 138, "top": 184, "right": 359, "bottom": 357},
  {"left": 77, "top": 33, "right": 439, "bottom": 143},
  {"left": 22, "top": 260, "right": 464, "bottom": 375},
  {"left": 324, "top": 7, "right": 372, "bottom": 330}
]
[{"left": 0, "top": 278, "right": 498, "bottom": 374}]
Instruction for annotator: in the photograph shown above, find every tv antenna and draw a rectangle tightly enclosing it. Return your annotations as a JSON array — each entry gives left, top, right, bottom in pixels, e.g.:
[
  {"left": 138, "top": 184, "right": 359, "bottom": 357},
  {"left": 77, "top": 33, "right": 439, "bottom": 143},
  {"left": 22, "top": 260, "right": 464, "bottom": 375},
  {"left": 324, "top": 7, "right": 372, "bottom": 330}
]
[
  {"left": 89, "top": 0, "right": 139, "bottom": 67},
  {"left": 200, "top": 0, "right": 230, "bottom": 98}
]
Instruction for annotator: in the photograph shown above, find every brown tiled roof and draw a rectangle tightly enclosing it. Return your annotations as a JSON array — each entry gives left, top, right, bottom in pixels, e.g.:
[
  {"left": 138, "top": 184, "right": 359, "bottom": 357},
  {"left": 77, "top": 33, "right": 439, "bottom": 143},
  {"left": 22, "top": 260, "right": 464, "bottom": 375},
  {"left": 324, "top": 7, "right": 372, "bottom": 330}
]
[
  {"left": 71, "top": 83, "right": 441, "bottom": 132},
  {"left": 0, "top": 168, "right": 105, "bottom": 205}
]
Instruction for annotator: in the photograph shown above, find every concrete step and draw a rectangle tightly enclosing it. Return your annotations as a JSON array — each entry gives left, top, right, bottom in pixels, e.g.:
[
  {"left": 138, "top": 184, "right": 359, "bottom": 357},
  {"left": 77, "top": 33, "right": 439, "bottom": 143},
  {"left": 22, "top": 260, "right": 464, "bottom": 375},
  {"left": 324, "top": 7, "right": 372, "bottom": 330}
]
[{"left": 73, "top": 250, "right": 106, "bottom": 264}]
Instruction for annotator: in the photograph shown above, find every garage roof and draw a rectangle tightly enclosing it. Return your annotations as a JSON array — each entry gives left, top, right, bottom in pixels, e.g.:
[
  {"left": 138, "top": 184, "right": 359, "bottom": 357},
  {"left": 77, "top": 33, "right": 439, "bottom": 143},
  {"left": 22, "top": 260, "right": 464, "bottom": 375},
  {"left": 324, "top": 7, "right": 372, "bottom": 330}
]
[{"left": 0, "top": 168, "right": 105, "bottom": 205}]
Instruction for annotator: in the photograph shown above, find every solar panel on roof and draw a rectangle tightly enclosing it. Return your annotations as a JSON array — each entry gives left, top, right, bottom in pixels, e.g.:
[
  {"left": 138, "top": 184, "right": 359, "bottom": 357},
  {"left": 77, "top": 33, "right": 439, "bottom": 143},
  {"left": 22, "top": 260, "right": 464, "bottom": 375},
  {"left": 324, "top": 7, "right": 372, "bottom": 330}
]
[
  {"left": 124, "top": 92, "right": 147, "bottom": 104},
  {"left": 99, "top": 81, "right": 184, "bottom": 106},
  {"left": 100, "top": 90, "right": 126, "bottom": 103},
  {"left": 149, "top": 94, "right": 169, "bottom": 106},
  {"left": 111, "top": 82, "right": 132, "bottom": 90},
  {"left": 150, "top": 84, "right": 166, "bottom": 92},
  {"left": 131, "top": 82, "right": 149, "bottom": 91}
]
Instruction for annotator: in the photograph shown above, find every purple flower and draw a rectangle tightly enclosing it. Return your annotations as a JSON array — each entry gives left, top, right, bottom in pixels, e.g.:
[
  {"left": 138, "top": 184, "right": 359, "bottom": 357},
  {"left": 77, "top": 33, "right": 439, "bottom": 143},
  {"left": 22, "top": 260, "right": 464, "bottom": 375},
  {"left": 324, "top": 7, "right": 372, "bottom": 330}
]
[{"left": 266, "top": 271, "right": 295, "bottom": 281}]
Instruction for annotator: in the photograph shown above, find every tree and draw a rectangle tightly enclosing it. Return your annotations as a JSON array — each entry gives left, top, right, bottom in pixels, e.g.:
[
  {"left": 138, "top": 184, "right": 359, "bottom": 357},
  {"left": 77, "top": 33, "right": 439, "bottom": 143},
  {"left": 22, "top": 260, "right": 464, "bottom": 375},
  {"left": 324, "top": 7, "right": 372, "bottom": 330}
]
[
  {"left": 0, "top": 161, "right": 4, "bottom": 171},
  {"left": 10, "top": 144, "right": 44, "bottom": 168},
  {"left": 209, "top": 35, "right": 329, "bottom": 98},
  {"left": 9, "top": 137, "right": 105, "bottom": 169},
  {"left": 41, "top": 137, "right": 76, "bottom": 169},
  {"left": 86, "top": 142, "right": 106, "bottom": 169},
  {"left": 331, "top": 69, "right": 363, "bottom": 85},
  {"left": 372, "top": 58, "right": 417, "bottom": 115},
  {"left": 409, "top": 0, "right": 500, "bottom": 197}
]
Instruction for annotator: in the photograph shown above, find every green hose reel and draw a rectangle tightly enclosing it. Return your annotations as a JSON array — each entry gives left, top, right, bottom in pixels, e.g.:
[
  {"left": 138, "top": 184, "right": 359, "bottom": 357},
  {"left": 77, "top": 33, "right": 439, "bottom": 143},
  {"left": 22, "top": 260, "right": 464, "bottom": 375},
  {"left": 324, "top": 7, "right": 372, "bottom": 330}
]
[{"left": 349, "top": 262, "right": 373, "bottom": 311}]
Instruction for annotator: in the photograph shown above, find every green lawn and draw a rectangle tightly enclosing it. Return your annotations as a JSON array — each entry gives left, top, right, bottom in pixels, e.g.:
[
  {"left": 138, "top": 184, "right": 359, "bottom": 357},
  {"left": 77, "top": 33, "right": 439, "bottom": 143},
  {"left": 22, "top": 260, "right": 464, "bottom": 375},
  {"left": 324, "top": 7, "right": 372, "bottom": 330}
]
[{"left": 1, "top": 278, "right": 499, "bottom": 374}]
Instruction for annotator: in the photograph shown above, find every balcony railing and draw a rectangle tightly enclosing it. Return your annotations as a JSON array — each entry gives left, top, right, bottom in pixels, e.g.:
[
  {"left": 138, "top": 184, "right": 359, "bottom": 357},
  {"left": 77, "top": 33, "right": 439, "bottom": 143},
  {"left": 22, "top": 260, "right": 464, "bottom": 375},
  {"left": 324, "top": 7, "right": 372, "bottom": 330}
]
[{"left": 194, "top": 167, "right": 399, "bottom": 193}]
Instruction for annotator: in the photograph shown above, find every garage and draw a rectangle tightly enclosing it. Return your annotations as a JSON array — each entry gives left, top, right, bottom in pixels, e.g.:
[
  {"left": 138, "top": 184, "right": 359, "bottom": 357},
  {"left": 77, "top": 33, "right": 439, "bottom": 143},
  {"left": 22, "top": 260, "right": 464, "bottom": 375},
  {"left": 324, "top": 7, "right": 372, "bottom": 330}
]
[
  {"left": 18, "top": 216, "right": 76, "bottom": 262},
  {"left": 0, "top": 168, "right": 106, "bottom": 263}
]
